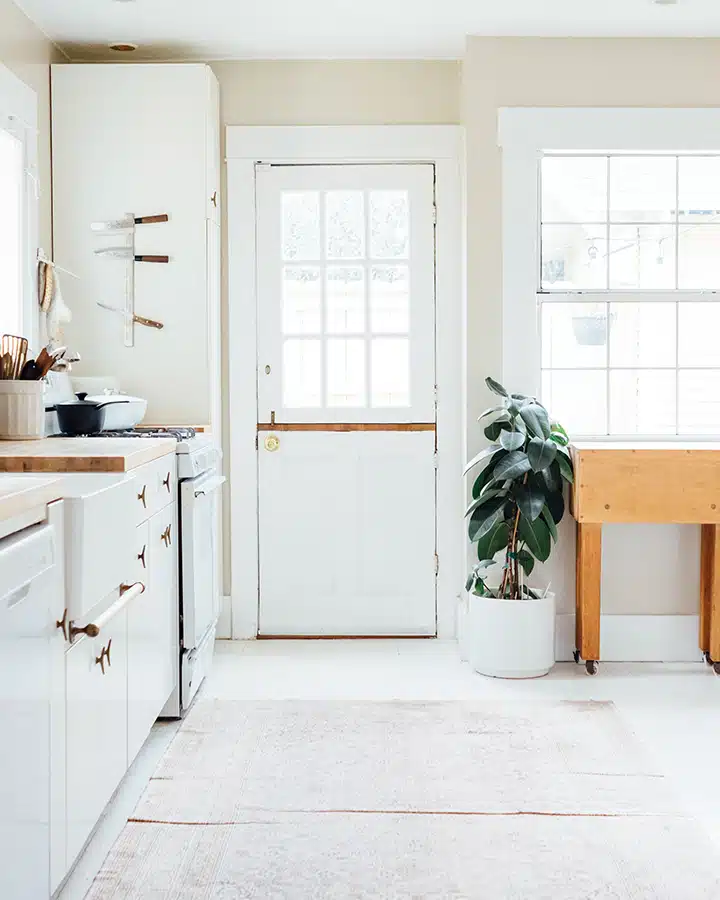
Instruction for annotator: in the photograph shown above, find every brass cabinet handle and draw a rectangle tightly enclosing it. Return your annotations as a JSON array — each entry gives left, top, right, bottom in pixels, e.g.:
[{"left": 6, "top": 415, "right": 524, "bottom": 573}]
[
  {"left": 137, "top": 484, "right": 147, "bottom": 508},
  {"left": 121, "top": 581, "right": 146, "bottom": 596},
  {"left": 56, "top": 608, "right": 69, "bottom": 641},
  {"left": 211, "top": 190, "right": 218, "bottom": 208},
  {"left": 95, "top": 639, "right": 112, "bottom": 675},
  {"left": 163, "top": 472, "right": 171, "bottom": 492},
  {"left": 138, "top": 544, "right": 147, "bottom": 568},
  {"left": 161, "top": 525, "right": 172, "bottom": 547},
  {"left": 70, "top": 621, "right": 100, "bottom": 640}
]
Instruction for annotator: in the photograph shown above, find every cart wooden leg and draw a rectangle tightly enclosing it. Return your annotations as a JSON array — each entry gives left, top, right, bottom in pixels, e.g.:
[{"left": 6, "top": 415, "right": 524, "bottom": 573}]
[
  {"left": 576, "top": 523, "right": 602, "bottom": 665},
  {"left": 700, "top": 524, "right": 715, "bottom": 657},
  {"left": 705, "top": 526, "right": 720, "bottom": 667}
]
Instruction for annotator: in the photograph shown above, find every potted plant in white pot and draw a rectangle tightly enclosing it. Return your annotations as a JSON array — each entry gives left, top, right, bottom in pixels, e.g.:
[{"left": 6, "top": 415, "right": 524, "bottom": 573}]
[{"left": 462, "top": 377, "right": 574, "bottom": 679}]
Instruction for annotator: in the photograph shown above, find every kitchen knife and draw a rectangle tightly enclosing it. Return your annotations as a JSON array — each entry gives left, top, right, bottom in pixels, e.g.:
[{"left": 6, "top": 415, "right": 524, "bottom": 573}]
[
  {"left": 90, "top": 214, "right": 169, "bottom": 232},
  {"left": 93, "top": 248, "right": 169, "bottom": 263}
]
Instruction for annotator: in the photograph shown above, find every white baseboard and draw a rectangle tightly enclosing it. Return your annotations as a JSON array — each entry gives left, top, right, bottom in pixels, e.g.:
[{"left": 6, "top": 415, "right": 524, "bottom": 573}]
[{"left": 555, "top": 613, "right": 703, "bottom": 663}]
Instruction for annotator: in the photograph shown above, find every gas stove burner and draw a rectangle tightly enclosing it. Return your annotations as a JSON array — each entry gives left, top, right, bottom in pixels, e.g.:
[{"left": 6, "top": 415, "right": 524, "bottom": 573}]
[{"left": 94, "top": 426, "right": 197, "bottom": 441}]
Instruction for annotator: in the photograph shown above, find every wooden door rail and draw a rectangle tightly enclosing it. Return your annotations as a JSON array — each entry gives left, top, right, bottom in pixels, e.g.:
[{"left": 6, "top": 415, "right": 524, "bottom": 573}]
[{"left": 257, "top": 423, "right": 436, "bottom": 432}]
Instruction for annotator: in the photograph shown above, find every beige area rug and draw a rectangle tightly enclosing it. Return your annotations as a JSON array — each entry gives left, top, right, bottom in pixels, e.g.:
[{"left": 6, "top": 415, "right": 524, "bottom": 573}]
[{"left": 87, "top": 700, "right": 720, "bottom": 898}]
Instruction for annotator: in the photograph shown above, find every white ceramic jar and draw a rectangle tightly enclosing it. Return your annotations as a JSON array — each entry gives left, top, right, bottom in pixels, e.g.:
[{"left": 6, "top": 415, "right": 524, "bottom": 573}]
[{"left": 0, "top": 381, "right": 45, "bottom": 440}]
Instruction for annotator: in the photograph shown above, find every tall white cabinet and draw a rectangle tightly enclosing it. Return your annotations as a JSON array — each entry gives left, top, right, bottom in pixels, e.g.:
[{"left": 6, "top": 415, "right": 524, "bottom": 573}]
[{"left": 51, "top": 64, "right": 221, "bottom": 433}]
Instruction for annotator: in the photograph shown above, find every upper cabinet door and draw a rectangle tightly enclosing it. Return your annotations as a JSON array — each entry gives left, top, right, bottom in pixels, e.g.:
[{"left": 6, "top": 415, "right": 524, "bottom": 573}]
[{"left": 206, "top": 70, "right": 221, "bottom": 224}]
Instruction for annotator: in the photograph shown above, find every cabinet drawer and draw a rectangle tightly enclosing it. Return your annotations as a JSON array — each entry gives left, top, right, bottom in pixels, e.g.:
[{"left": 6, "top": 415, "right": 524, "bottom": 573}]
[
  {"left": 64, "top": 477, "right": 135, "bottom": 620},
  {"left": 131, "top": 454, "right": 177, "bottom": 525},
  {"left": 66, "top": 606, "right": 128, "bottom": 869}
]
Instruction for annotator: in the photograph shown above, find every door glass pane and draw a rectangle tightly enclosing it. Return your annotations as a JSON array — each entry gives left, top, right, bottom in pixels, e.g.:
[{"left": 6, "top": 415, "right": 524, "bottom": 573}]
[
  {"left": 608, "top": 225, "right": 676, "bottom": 289},
  {"left": 541, "top": 225, "right": 607, "bottom": 290},
  {"left": 541, "top": 156, "right": 607, "bottom": 223},
  {"left": 326, "top": 267, "right": 364, "bottom": 334},
  {"left": 609, "top": 157, "right": 676, "bottom": 223},
  {"left": 326, "top": 191, "right": 365, "bottom": 259},
  {"left": 282, "top": 192, "right": 320, "bottom": 261},
  {"left": 678, "top": 303, "right": 720, "bottom": 367},
  {"left": 542, "top": 370, "right": 607, "bottom": 436},
  {"left": 678, "top": 225, "right": 720, "bottom": 289},
  {"left": 609, "top": 370, "right": 676, "bottom": 435},
  {"left": 282, "top": 267, "right": 321, "bottom": 334},
  {"left": 372, "top": 338, "right": 410, "bottom": 407},
  {"left": 678, "top": 157, "right": 720, "bottom": 221},
  {"left": 679, "top": 370, "right": 720, "bottom": 435},
  {"left": 609, "top": 302, "right": 675, "bottom": 368},
  {"left": 542, "top": 302, "right": 607, "bottom": 368},
  {"left": 327, "top": 339, "right": 365, "bottom": 407},
  {"left": 283, "top": 340, "right": 321, "bottom": 408},
  {"left": 370, "top": 191, "right": 409, "bottom": 259},
  {"left": 370, "top": 265, "right": 409, "bottom": 333}
]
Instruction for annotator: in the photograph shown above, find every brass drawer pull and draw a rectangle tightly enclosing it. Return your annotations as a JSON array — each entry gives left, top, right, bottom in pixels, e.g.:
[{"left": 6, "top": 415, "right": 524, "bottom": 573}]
[
  {"left": 161, "top": 525, "right": 172, "bottom": 547},
  {"left": 95, "top": 639, "right": 112, "bottom": 674},
  {"left": 56, "top": 608, "right": 69, "bottom": 641},
  {"left": 137, "top": 484, "right": 147, "bottom": 508},
  {"left": 163, "top": 472, "right": 171, "bottom": 492},
  {"left": 138, "top": 544, "right": 147, "bottom": 568},
  {"left": 211, "top": 190, "right": 218, "bottom": 208}
]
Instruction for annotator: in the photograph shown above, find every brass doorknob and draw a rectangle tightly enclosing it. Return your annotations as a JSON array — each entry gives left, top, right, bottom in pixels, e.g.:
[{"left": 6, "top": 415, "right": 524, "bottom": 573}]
[{"left": 265, "top": 434, "right": 280, "bottom": 452}]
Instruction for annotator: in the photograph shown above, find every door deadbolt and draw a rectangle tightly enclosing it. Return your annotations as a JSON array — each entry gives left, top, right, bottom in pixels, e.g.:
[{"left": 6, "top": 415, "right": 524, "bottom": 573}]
[{"left": 264, "top": 434, "right": 280, "bottom": 452}]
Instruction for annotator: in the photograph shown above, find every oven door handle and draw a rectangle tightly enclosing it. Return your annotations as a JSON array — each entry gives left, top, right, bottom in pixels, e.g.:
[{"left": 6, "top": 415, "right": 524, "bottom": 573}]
[{"left": 193, "top": 474, "right": 226, "bottom": 498}]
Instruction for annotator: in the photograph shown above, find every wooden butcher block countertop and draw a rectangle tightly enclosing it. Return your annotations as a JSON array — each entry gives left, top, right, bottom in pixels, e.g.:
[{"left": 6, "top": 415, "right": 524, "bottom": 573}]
[
  {"left": 0, "top": 476, "right": 64, "bottom": 521},
  {"left": 0, "top": 437, "right": 177, "bottom": 473}
]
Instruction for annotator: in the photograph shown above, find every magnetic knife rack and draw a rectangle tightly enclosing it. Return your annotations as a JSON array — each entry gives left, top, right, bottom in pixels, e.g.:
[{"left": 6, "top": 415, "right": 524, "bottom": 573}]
[{"left": 91, "top": 213, "right": 169, "bottom": 347}]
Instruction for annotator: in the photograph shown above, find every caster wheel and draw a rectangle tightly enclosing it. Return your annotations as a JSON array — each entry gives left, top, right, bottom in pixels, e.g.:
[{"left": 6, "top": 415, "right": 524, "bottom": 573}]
[
  {"left": 573, "top": 650, "right": 581, "bottom": 664},
  {"left": 703, "top": 651, "right": 713, "bottom": 665},
  {"left": 713, "top": 662, "right": 720, "bottom": 676},
  {"left": 585, "top": 660, "right": 599, "bottom": 676}
]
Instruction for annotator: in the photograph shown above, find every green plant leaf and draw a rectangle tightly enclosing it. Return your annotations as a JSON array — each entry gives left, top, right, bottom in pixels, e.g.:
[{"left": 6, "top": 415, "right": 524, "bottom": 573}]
[
  {"left": 556, "top": 451, "right": 574, "bottom": 484},
  {"left": 485, "top": 419, "right": 511, "bottom": 442},
  {"left": 517, "top": 548, "right": 535, "bottom": 577},
  {"left": 471, "top": 452, "right": 504, "bottom": 497},
  {"left": 551, "top": 422, "right": 570, "bottom": 442},
  {"left": 493, "top": 450, "right": 531, "bottom": 481},
  {"left": 463, "top": 444, "right": 502, "bottom": 477},
  {"left": 549, "top": 432, "right": 569, "bottom": 448},
  {"left": 468, "top": 496, "right": 506, "bottom": 542},
  {"left": 465, "top": 573, "right": 475, "bottom": 592},
  {"left": 485, "top": 376, "right": 508, "bottom": 397},
  {"left": 545, "top": 489, "right": 565, "bottom": 524},
  {"left": 476, "top": 521, "right": 510, "bottom": 560},
  {"left": 465, "top": 487, "right": 507, "bottom": 518},
  {"left": 527, "top": 436, "right": 557, "bottom": 473},
  {"left": 519, "top": 403, "right": 551, "bottom": 439},
  {"left": 478, "top": 405, "right": 507, "bottom": 421},
  {"left": 541, "top": 505, "right": 558, "bottom": 542},
  {"left": 514, "top": 482, "right": 545, "bottom": 521},
  {"left": 518, "top": 514, "right": 552, "bottom": 563},
  {"left": 476, "top": 559, "right": 496, "bottom": 571},
  {"left": 500, "top": 430, "right": 525, "bottom": 451}
]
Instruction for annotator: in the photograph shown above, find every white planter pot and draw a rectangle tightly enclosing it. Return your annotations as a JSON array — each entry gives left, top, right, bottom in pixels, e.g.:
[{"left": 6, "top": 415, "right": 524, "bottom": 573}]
[{"left": 465, "top": 592, "right": 556, "bottom": 679}]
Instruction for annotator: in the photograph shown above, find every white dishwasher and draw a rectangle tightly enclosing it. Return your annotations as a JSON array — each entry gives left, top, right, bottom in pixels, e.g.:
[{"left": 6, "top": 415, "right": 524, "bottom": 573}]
[{"left": 0, "top": 513, "right": 62, "bottom": 900}]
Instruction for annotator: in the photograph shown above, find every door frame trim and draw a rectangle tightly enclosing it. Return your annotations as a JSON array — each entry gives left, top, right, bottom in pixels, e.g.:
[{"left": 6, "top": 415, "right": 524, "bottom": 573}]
[{"left": 227, "top": 125, "right": 464, "bottom": 640}]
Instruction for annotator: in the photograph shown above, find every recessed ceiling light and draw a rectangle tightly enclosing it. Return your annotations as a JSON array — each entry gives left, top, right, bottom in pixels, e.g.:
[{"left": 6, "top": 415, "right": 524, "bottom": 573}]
[{"left": 109, "top": 43, "right": 138, "bottom": 52}]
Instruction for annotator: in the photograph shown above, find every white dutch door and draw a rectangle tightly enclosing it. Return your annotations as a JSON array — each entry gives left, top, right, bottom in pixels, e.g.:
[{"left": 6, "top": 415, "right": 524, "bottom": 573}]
[{"left": 256, "top": 163, "right": 437, "bottom": 636}]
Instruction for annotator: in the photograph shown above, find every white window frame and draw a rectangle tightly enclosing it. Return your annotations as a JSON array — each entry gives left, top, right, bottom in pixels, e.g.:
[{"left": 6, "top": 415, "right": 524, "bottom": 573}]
[
  {"left": 0, "top": 62, "right": 38, "bottom": 345},
  {"left": 226, "top": 125, "right": 464, "bottom": 639},
  {"left": 499, "top": 107, "right": 720, "bottom": 440}
]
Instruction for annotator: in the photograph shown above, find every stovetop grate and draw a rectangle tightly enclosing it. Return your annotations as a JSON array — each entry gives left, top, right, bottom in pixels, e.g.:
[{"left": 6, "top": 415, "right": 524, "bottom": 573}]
[{"left": 82, "top": 427, "right": 197, "bottom": 442}]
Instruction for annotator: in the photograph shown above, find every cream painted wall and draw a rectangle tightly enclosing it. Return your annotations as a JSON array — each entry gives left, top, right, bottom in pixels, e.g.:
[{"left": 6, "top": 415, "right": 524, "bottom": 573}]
[
  {"left": 463, "top": 37, "right": 720, "bottom": 616},
  {"left": 0, "top": 0, "right": 63, "bottom": 253},
  {"left": 209, "top": 60, "right": 461, "bottom": 602}
]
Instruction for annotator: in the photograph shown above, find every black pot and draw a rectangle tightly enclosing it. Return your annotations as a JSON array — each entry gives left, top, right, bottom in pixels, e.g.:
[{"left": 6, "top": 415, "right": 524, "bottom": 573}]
[{"left": 49, "top": 393, "right": 130, "bottom": 436}]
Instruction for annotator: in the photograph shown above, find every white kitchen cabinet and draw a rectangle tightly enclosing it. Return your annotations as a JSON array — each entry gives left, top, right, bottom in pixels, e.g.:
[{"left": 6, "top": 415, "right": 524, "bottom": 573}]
[
  {"left": 0, "top": 503, "right": 65, "bottom": 900},
  {"left": 65, "top": 601, "right": 129, "bottom": 869},
  {"left": 51, "top": 63, "right": 221, "bottom": 432},
  {"left": 127, "top": 503, "right": 178, "bottom": 764}
]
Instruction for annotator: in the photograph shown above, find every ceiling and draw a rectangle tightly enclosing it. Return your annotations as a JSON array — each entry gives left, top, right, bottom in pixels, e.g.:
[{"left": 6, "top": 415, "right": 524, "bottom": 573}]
[{"left": 16, "top": 0, "right": 720, "bottom": 61}]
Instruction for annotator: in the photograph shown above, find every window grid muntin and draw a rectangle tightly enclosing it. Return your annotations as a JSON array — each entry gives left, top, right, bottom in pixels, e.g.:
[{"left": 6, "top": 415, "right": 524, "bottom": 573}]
[
  {"left": 540, "top": 152, "right": 720, "bottom": 437},
  {"left": 281, "top": 187, "right": 411, "bottom": 410}
]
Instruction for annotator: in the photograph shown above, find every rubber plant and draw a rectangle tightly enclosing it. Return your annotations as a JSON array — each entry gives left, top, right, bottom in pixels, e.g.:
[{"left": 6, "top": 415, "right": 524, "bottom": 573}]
[{"left": 464, "top": 377, "right": 574, "bottom": 600}]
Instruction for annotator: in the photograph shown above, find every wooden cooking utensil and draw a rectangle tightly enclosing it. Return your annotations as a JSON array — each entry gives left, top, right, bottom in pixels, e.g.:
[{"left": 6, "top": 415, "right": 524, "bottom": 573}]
[{"left": 1, "top": 335, "right": 28, "bottom": 380}]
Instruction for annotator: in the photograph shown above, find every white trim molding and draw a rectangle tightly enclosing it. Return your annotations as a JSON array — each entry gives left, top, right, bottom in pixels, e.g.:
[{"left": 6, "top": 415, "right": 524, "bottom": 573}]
[{"left": 226, "top": 125, "right": 464, "bottom": 640}]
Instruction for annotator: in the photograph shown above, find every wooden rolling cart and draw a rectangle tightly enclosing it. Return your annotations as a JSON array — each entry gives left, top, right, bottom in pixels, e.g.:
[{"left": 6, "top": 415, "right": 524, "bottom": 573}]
[{"left": 571, "top": 442, "right": 720, "bottom": 675}]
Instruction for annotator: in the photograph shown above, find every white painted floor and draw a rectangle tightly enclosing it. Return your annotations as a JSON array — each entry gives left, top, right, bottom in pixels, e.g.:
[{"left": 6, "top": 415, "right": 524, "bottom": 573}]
[{"left": 59, "top": 640, "right": 720, "bottom": 899}]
